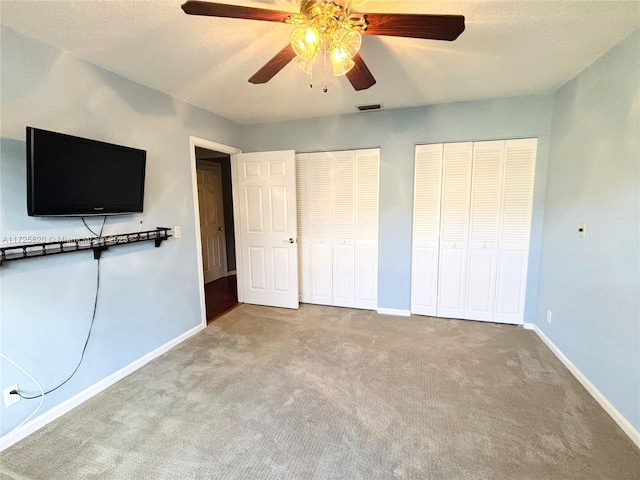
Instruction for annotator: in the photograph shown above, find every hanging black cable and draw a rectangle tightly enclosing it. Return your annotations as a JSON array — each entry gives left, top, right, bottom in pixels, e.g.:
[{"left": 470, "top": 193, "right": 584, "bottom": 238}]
[
  {"left": 15, "top": 216, "right": 107, "bottom": 400},
  {"left": 81, "top": 217, "right": 99, "bottom": 237}
]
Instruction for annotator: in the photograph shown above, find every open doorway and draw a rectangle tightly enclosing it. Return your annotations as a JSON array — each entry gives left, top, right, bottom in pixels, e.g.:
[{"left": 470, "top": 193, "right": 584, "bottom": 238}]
[{"left": 194, "top": 144, "right": 240, "bottom": 323}]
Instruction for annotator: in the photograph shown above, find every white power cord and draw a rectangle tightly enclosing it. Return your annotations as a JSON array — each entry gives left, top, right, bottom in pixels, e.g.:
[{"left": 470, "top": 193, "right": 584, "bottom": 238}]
[{"left": 0, "top": 352, "right": 45, "bottom": 430}]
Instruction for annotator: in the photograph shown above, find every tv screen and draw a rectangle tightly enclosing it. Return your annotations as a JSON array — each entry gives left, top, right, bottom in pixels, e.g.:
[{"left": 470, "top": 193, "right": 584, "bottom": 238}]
[{"left": 27, "top": 127, "right": 146, "bottom": 216}]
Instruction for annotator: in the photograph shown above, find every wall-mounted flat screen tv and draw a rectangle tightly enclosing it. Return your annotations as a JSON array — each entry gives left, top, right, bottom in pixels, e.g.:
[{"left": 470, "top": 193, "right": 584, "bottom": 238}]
[{"left": 27, "top": 127, "right": 146, "bottom": 216}]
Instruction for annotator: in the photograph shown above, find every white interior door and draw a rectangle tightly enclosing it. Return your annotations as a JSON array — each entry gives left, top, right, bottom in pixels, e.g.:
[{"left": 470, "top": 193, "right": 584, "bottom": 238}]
[
  {"left": 309, "top": 152, "right": 333, "bottom": 306},
  {"left": 411, "top": 138, "right": 536, "bottom": 325},
  {"left": 295, "top": 148, "right": 380, "bottom": 310},
  {"left": 437, "top": 142, "right": 473, "bottom": 319},
  {"left": 354, "top": 149, "right": 380, "bottom": 310},
  {"left": 411, "top": 144, "right": 444, "bottom": 316},
  {"left": 332, "top": 151, "right": 355, "bottom": 308},
  {"left": 464, "top": 141, "right": 504, "bottom": 321},
  {"left": 296, "top": 153, "right": 312, "bottom": 303},
  {"left": 494, "top": 138, "right": 537, "bottom": 324},
  {"left": 197, "top": 162, "right": 227, "bottom": 284},
  {"left": 234, "top": 150, "right": 299, "bottom": 309}
]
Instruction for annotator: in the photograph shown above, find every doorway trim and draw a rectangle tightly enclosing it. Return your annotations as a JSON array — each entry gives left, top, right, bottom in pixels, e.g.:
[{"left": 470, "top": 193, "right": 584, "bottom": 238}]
[{"left": 189, "top": 136, "right": 241, "bottom": 328}]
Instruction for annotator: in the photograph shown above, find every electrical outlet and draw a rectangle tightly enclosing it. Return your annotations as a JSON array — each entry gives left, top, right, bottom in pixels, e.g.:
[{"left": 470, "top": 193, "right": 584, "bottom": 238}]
[
  {"left": 174, "top": 226, "right": 181, "bottom": 238},
  {"left": 546, "top": 310, "right": 552, "bottom": 324},
  {"left": 3, "top": 385, "right": 20, "bottom": 408}
]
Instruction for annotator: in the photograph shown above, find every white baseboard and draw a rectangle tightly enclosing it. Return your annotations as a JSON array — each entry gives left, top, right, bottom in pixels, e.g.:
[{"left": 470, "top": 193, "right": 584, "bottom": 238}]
[
  {"left": 0, "top": 324, "right": 204, "bottom": 452},
  {"left": 524, "top": 322, "right": 640, "bottom": 449},
  {"left": 377, "top": 308, "right": 411, "bottom": 317}
]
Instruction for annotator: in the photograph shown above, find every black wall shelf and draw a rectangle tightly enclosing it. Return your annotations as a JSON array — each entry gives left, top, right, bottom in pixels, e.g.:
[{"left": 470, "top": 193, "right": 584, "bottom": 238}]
[{"left": 0, "top": 227, "right": 171, "bottom": 266}]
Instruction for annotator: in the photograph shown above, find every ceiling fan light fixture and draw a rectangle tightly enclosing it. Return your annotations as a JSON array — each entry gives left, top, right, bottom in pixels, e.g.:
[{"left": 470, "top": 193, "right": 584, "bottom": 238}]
[
  {"left": 330, "top": 48, "right": 355, "bottom": 76},
  {"left": 332, "top": 27, "right": 361, "bottom": 59},
  {"left": 291, "top": 0, "right": 366, "bottom": 87},
  {"left": 293, "top": 54, "right": 316, "bottom": 75},
  {"left": 288, "top": 1, "right": 366, "bottom": 90},
  {"left": 291, "top": 27, "right": 320, "bottom": 59}
]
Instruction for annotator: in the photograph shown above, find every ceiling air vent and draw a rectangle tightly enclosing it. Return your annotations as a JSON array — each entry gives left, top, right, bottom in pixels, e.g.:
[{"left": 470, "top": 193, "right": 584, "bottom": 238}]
[{"left": 356, "top": 103, "right": 383, "bottom": 112}]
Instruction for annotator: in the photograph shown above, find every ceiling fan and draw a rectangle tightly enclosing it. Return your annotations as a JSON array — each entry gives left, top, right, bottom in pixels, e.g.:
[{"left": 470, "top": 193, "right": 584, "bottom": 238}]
[{"left": 181, "top": 0, "right": 465, "bottom": 92}]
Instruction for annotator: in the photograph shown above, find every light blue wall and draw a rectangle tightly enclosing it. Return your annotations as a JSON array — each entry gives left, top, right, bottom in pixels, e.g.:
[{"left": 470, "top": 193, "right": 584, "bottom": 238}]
[
  {"left": 242, "top": 95, "right": 554, "bottom": 318},
  {"left": 536, "top": 30, "right": 640, "bottom": 431},
  {"left": 0, "top": 27, "right": 242, "bottom": 435}
]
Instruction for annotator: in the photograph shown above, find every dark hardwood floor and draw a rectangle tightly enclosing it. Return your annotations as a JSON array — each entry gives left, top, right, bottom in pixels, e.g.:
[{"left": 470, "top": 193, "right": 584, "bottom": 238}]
[{"left": 205, "top": 274, "right": 239, "bottom": 323}]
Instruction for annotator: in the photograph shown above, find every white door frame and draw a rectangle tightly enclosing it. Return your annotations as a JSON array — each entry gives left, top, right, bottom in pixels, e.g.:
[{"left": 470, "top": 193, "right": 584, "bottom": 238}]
[{"left": 189, "top": 136, "right": 241, "bottom": 328}]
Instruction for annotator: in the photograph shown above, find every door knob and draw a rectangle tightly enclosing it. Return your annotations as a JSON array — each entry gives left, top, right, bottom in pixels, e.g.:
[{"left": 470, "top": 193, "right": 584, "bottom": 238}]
[
  {"left": 218, "top": 226, "right": 224, "bottom": 231},
  {"left": 452, "top": 242, "right": 457, "bottom": 248},
  {"left": 482, "top": 243, "right": 486, "bottom": 249},
  {"left": 284, "top": 238, "right": 295, "bottom": 244}
]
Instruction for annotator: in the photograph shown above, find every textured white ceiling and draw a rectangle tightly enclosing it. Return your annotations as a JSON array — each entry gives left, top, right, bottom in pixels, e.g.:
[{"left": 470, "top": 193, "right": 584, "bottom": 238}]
[{"left": 1, "top": 1, "right": 639, "bottom": 124}]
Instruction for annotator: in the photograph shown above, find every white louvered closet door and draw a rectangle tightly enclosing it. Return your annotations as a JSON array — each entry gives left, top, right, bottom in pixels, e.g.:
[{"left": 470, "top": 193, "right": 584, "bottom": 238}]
[
  {"left": 296, "top": 148, "right": 379, "bottom": 310},
  {"left": 437, "top": 142, "right": 473, "bottom": 319},
  {"left": 309, "top": 152, "right": 333, "bottom": 305},
  {"left": 332, "top": 151, "right": 356, "bottom": 308},
  {"left": 412, "top": 138, "right": 537, "bottom": 324},
  {"left": 411, "top": 144, "right": 443, "bottom": 316},
  {"left": 464, "top": 141, "right": 505, "bottom": 321},
  {"left": 495, "top": 138, "right": 537, "bottom": 324},
  {"left": 296, "top": 153, "right": 312, "bottom": 303},
  {"left": 354, "top": 149, "right": 380, "bottom": 310}
]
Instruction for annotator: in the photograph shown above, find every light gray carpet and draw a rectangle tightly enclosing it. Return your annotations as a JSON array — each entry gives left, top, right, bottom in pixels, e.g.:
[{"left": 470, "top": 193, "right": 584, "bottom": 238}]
[{"left": 1, "top": 304, "right": 638, "bottom": 479}]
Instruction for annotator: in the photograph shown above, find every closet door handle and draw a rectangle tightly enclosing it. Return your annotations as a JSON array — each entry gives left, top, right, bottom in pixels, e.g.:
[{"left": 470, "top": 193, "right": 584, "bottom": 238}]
[
  {"left": 482, "top": 243, "right": 487, "bottom": 249},
  {"left": 452, "top": 242, "right": 457, "bottom": 248},
  {"left": 283, "top": 238, "right": 295, "bottom": 244}
]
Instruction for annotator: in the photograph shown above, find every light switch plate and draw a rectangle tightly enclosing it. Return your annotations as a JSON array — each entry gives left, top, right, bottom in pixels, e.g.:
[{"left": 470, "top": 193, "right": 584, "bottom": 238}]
[{"left": 578, "top": 223, "right": 586, "bottom": 238}]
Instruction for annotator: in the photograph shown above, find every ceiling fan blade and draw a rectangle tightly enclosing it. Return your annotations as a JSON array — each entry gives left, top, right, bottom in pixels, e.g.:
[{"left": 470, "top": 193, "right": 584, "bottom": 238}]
[
  {"left": 362, "top": 13, "right": 465, "bottom": 41},
  {"left": 346, "top": 54, "right": 376, "bottom": 91},
  {"left": 249, "top": 44, "right": 296, "bottom": 84},
  {"left": 181, "top": 1, "right": 293, "bottom": 23}
]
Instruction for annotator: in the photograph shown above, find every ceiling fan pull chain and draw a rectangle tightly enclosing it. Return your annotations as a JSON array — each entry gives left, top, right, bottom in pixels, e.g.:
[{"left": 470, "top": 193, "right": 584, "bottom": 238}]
[
  {"left": 322, "top": 39, "right": 329, "bottom": 93},
  {"left": 310, "top": 63, "right": 314, "bottom": 89}
]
